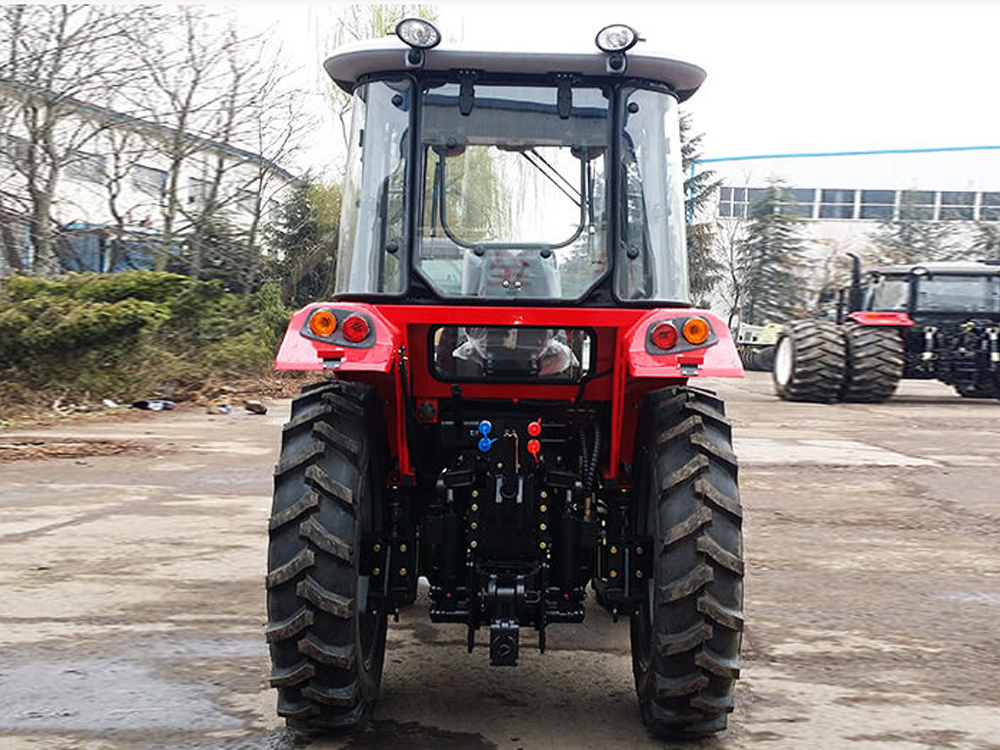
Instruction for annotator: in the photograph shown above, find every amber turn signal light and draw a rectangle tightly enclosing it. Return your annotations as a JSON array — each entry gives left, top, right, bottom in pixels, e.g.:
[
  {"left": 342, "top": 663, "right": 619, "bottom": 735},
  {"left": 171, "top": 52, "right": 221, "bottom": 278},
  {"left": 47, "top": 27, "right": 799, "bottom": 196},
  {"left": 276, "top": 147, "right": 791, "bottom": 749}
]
[
  {"left": 682, "top": 317, "right": 711, "bottom": 345},
  {"left": 309, "top": 310, "right": 337, "bottom": 337},
  {"left": 342, "top": 314, "right": 370, "bottom": 343}
]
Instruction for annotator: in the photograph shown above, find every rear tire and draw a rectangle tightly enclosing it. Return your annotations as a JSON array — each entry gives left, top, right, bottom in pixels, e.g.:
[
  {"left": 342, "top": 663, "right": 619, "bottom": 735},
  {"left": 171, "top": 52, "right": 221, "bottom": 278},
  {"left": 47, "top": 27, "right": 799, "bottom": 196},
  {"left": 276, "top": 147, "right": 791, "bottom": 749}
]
[
  {"left": 630, "top": 387, "right": 743, "bottom": 739},
  {"left": 842, "top": 323, "right": 904, "bottom": 403},
  {"left": 755, "top": 345, "right": 776, "bottom": 372},
  {"left": 772, "top": 320, "right": 846, "bottom": 403},
  {"left": 266, "top": 381, "right": 388, "bottom": 732},
  {"left": 954, "top": 381, "right": 1000, "bottom": 399}
]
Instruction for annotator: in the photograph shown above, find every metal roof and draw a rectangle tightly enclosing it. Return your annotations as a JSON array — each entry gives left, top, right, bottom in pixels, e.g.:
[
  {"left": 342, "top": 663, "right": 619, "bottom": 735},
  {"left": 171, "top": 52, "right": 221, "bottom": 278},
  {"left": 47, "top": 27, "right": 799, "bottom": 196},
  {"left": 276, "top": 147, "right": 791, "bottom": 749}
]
[
  {"left": 323, "top": 37, "right": 706, "bottom": 101},
  {"left": 870, "top": 260, "right": 1000, "bottom": 276}
]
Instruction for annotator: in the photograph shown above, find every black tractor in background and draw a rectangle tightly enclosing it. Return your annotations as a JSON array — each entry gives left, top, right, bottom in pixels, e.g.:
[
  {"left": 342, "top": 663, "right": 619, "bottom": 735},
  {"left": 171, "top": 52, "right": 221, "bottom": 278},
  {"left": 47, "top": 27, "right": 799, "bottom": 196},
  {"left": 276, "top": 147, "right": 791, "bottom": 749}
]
[{"left": 773, "top": 257, "right": 1000, "bottom": 402}]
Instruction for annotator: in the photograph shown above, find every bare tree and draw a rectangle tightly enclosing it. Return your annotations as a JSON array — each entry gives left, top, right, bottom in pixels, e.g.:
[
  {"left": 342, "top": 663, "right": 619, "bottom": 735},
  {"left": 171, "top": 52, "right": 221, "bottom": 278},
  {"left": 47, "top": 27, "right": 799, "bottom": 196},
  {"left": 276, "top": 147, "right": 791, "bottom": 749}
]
[
  {"left": 120, "top": 6, "right": 307, "bottom": 278},
  {"left": 322, "top": 4, "right": 438, "bottom": 161},
  {"left": 0, "top": 4, "right": 151, "bottom": 273}
]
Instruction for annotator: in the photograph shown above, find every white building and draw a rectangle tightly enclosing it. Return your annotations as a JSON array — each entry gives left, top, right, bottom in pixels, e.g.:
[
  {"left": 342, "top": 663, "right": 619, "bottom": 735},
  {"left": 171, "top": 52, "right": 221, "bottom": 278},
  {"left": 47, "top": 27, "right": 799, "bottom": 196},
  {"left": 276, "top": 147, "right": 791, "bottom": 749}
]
[
  {"left": 707, "top": 146, "right": 1000, "bottom": 258},
  {"left": 0, "top": 82, "right": 295, "bottom": 275}
]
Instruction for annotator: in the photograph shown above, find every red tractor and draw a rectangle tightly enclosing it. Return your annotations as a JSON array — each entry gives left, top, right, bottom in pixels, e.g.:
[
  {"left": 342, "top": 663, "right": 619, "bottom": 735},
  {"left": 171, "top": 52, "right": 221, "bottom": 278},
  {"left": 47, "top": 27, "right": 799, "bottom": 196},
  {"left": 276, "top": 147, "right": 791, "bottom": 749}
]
[
  {"left": 774, "top": 256, "right": 1000, "bottom": 402},
  {"left": 267, "top": 20, "right": 745, "bottom": 739}
]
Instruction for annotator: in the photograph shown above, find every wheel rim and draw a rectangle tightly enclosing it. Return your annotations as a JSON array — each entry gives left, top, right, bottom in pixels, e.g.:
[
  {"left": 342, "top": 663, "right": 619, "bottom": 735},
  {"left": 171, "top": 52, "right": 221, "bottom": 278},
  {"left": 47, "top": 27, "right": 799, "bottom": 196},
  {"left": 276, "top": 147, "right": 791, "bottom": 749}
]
[{"left": 774, "top": 336, "right": 794, "bottom": 386}]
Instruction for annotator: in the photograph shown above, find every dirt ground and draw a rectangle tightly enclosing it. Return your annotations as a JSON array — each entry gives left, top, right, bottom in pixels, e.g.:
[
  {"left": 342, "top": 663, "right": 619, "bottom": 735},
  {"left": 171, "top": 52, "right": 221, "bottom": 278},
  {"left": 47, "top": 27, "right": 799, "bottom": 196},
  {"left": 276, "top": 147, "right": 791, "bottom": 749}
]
[{"left": 1, "top": 372, "right": 998, "bottom": 750}]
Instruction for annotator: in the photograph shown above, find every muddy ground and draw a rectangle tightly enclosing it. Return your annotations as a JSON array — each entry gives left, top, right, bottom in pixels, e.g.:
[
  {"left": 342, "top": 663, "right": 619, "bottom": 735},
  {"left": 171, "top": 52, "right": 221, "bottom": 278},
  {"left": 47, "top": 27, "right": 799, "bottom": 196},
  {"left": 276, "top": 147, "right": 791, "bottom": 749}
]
[{"left": 0, "top": 372, "right": 998, "bottom": 750}]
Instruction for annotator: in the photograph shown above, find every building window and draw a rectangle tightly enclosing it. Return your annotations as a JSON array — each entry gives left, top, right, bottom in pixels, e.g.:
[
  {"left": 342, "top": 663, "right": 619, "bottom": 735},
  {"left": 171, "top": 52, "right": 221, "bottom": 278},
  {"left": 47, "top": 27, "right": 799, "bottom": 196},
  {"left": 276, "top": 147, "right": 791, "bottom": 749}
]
[
  {"left": 718, "top": 187, "right": 748, "bottom": 218},
  {"left": 188, "top": 177, "right": 210, "bottom": 208},
  {"left": 819, "top": 188, "right": 856, "bottom": 219},
  {"left": 939, "top": 191, "right": 974, "bottom": 221},
  {"left": 65, "top": 151, "right": 106, "bottom": 184},
  {"left": 859, "top": 190, "right": 895, "bottom": 220},
  {"left": 980, "top": 192, "right": 1000, "bottom": 221},
  {"left": 781, "top": 187, "right": 815, "bottom": 218},
  {"left": 236, "top": 189, "right": 258, "bottom": 214},
  {"left": 897, "top": 190, "right": 935, "bottom": 220},
  {"left": 133, "top": 165, "right": 167, "bottom": 198}
]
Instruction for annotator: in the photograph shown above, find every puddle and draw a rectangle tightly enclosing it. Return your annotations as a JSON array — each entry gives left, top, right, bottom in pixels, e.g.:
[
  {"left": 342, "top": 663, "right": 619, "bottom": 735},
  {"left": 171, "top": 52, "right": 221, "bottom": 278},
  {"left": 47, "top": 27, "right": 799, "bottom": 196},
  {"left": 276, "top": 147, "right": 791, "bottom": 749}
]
[
  {"left": 937, "top": 592, "right": 1000, "bottom": 606},
  {"left": 342, "top": 720, "right": 497, "bottom": 749},
  {"left": 0, "top": 658, "right": 242, "bottom": 732},
  {"left": 168, "top": 729, "right": 301, "bottom": 750},
  {"left": 0, "top": 439, "right": 155, "bottom": 463}
]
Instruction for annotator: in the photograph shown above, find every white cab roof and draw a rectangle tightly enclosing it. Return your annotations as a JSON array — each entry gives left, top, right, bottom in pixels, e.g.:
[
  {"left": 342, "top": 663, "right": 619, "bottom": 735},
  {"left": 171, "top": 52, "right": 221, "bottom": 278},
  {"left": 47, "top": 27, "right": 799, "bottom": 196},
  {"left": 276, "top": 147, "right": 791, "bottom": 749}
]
[{"left": 324, "top": 37, "right": 706, "bottom": 101}]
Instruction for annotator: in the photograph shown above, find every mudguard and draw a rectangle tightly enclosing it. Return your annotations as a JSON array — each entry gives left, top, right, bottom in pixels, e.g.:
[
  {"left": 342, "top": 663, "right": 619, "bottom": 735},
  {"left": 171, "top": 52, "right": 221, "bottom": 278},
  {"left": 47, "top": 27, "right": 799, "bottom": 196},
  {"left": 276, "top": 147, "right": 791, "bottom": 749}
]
[
  {"left": 625, "top": 309, "right": 743, "bottom": 378},
  {"left": 848, "top": 311, "right": 914, "bottom": 327},
  {"left": 275, "top": 302, "right": 400, "bottom": 372}
]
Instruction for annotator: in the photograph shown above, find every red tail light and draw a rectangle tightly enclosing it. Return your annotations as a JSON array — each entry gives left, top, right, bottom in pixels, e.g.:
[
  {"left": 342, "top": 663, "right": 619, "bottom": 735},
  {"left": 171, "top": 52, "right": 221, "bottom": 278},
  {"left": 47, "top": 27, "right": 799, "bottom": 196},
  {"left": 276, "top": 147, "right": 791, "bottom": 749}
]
[
  {"left": 342, "top": 314, "right": 370, "bottom": 343},
  {"left": 651, "top": 322, "right": 679, "bottom": 350}
]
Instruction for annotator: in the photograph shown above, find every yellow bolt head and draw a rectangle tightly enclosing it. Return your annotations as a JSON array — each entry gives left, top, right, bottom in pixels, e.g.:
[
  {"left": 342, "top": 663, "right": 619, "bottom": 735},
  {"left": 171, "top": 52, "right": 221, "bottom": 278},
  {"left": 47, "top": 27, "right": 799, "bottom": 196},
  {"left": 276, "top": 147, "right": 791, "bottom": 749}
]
[
  {"left": 610, "top": 546, "right": 618, "bottom": 555},
  {"left": 399, "top": 568, "right": 407, "bottom": 576},
  {"left": 399, "top": 544, "right": 407, "bottom": 553},
  {"left": 609, "top": 570, "right": 618, "bottom": 579}
]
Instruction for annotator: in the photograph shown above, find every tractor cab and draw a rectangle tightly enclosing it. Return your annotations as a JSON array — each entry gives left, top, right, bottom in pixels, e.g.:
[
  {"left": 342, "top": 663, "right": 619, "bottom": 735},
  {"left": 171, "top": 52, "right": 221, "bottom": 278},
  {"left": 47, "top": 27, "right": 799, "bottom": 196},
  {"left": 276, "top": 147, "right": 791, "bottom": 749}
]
[
  {"left": 862, "top": 261, "right": 1000, "bottom": 320},
  {"left": 329, "top": 23, "right": 702, "bottom": 308},
  {"left": 268, "top": 21, "right": 744, "bottom": 740}
]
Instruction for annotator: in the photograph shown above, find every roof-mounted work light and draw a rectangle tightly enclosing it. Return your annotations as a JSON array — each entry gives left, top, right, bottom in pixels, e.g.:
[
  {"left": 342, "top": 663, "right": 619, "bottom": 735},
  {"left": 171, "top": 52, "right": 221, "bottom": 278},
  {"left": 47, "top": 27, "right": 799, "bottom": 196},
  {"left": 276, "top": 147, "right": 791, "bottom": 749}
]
[
  {"left": 396, "top": 18, "right": 441, "bottom": 68},
  {"left": 595, "top": 24, "right": 641, "bottom": 74}
]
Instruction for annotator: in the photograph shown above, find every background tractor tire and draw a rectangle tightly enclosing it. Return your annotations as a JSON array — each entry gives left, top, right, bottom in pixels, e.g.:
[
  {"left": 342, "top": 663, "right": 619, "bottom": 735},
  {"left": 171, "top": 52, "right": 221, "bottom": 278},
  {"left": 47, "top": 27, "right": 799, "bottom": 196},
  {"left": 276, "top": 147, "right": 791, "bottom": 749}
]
[
  {"left": 954, "top": 381, "right": 1000, "bottom": 399},
  {"left": 266, "top": 381, "right": 388, "bottom": 732},
  {"left": 842, "top": 323, "right": 904, "bottom": 403},
  {"left": 772, "top": 320, "right": 846, "bottom": 403},
  {"left": 630, "top": 387, "right": 743, "bottom": 739},
  {"left": 754, "top": 345, "right": 776, "bottom": 372}
]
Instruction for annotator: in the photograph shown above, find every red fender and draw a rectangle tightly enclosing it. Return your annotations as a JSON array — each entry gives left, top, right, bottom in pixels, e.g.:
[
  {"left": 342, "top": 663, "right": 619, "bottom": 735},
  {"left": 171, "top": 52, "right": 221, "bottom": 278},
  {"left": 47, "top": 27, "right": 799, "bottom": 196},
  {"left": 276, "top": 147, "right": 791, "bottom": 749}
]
[
  {"left": 625, "top": 310, "right": 744, "bottom": 378},
  {"left": 847, "top": 311, "right": 914, "bottom": 327},
  {"left": 275, "top": 302, "right": 400, "bottom": 372}
]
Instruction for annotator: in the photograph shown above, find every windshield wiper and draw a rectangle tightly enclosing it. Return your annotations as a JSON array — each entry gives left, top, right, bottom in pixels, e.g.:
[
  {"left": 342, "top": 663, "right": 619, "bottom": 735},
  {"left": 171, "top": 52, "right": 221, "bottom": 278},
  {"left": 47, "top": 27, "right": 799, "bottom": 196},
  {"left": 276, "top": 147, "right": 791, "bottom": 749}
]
[{"left": 520, "top": 149, "right": 581, "bottom": 208}]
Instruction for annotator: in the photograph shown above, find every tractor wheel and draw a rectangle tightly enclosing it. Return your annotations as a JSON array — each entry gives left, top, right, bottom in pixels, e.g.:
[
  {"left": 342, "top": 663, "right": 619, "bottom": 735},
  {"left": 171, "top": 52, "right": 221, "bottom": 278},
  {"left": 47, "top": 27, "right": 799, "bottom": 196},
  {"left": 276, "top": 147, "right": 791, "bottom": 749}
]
[
  {"left": 266, "top": 381, "right": 388, "bottom": 732},
  {"left": 842, "top": 323, "right": 904, "bottom": 403},
  {"left": 755, "top": 345, "right": 776, "bottom": 372},
  {"left": 772, "top": 320, "right": 846, "bottom": 403},
  {"left": 630, "top": 387, "right": 743, "bottom": 739},
  {"left": 954, "top": 381, "right": 1000, "bottom": 399}
]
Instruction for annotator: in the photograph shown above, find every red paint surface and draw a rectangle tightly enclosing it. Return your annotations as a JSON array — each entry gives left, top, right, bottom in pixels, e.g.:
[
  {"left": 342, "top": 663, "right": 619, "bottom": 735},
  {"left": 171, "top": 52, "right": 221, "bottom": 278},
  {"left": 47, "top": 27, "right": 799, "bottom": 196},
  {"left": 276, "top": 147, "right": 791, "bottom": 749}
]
[
  {"left": 848, "top": 311, "right": 914, "bottom": 327},
  {"left": 274, "top": 302, "right": 744, "bottom": 481}
]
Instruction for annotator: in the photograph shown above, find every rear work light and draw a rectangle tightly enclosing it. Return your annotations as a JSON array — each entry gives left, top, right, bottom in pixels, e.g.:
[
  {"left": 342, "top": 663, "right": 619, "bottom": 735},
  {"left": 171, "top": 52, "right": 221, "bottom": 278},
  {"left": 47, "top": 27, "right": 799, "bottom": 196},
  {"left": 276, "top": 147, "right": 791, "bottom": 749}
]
[
  {"left": 651, "top": 322, "right": 679, "bottom": 350},
  {"left": 341, "top": 314, "right": 370, "bottom": 343},
  {"left": 309, "top": 309, "right": 337, "bottom": 337},
  {"left": 682, "top": 317, "right": 711, "bottom": 345}
]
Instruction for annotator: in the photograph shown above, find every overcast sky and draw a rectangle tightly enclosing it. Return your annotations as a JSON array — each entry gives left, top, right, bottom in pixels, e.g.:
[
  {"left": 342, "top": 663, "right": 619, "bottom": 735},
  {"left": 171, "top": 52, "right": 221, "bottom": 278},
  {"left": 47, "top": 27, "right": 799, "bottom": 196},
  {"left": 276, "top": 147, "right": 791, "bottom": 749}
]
[{"left": 244, "top": 0, "right": 1000, "bottom": 179}]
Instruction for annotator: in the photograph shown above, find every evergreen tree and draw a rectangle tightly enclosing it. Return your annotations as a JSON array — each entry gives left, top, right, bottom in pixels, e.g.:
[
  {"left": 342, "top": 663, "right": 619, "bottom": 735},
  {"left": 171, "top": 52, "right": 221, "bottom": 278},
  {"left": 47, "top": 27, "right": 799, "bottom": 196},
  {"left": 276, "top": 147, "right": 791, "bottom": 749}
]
[
  {"left": 971, "top": 222, "right": 1000, "bottom": 260},
  {"left": 870, "top": 191, "right": 959, "bottom": 264},
  {"left": 680, "top": 111, "right": 722, "bottom": 302},
  {"left": 737, "top": 182, "right": 809, "bottom": 324},
  {"left": 265, "top": 179, "right": 342, "bottom": 306}
]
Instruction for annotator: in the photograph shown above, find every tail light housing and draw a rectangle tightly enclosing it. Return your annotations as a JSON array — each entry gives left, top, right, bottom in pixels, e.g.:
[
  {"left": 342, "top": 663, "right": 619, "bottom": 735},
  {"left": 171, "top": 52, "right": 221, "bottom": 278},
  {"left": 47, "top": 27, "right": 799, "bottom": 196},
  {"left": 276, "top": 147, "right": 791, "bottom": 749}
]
[
  {"left": 651, "top": 322, "right": 679, "bottom": 350},
  {"left": 342, "top": 314, "right": 370, "bottom": 343}
]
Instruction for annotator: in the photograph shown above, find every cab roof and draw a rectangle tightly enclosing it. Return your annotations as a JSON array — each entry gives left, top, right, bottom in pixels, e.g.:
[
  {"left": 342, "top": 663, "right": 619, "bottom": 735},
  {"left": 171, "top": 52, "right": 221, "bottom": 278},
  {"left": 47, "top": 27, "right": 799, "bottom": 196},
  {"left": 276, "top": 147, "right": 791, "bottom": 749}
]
[
  {"left": 323, "top": 36, "right": 707, "bottom": 102},
  {"left": 870, "top": 260, "right": 1000, "bottom": 277}
]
